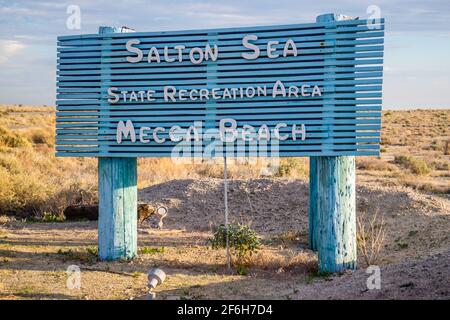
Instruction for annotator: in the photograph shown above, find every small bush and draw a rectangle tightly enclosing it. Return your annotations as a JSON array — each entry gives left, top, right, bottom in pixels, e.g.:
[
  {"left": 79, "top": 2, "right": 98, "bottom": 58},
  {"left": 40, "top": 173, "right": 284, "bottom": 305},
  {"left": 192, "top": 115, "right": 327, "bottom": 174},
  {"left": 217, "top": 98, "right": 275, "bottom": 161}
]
[
  {"left": 395, "top": 155, "right": 431, "bottom": 175},
  {"left": 86, "top": 246, "right": 98, "bottom": 257},
  {"left": 0, "top": 166, "right": 51, "bottom": 215},
  {"left": 57, "top": 247, "right": 97, "bottom": 264},
  {"left": 210, "top": 223, "right": 261, "bottom": 267},
  {"left": 0, "top": 126, "right": 30, "bottom": 148},
  {"left": 236, "top": 265, "right": 247, "bottom": 275},
  {"left": 0, "top": 155, "right": 22, "bottom": 173},
  {"left": 28, "top": 129, "right": 54, "bottom": 147},
  {"left": 41, "top": 212, "right": 64, "bottom": 222},
  {"left": 276, "top": 158, "right": 308, "bottom": 177},
  {"left": 357, "top": 157, "right": 395, "bottom": 171},
  {"left": 357, "top": 210, "right": 385, "bottom": 267}
]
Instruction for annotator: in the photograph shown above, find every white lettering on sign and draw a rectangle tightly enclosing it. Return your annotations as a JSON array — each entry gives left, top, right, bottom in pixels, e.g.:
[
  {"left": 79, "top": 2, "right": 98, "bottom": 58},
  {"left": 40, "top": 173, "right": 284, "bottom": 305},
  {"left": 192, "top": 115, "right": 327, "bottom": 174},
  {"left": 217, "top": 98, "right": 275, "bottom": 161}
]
[
  {"left": 116, "top": 119, "right": 307, "bottom": 144},
  {"left": 125, "top": 39, "right": 218, "bottom": 65},
  {"left": 242, "top": 35, "right": 260, "bottom": 59},
  {"left": 241, "top": 35, "right": 299, "bottom": 60},
  {"left": 125, "top": 34, "right": 300, "bottom": 64},
  {"left": 116, "top": 120, "right": 136, "bottom": 143},
  {"left": 107, "top": 81, "right": 321, "bottom": 103},
  {"left": 126, "top": 39, "right": 143, "bottom": 63}
]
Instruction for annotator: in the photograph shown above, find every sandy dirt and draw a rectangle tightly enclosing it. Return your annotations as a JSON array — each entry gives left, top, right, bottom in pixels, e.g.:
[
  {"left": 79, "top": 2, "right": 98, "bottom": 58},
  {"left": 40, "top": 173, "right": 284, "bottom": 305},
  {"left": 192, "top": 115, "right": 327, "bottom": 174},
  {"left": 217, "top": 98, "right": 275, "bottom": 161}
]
[
  {"left": 291, "top": 249, "right": 450, "bottom": 300},
  {"left": 140, "top": 178, "right": 450, "bottom": 264},
  {"left": 1, "top": 178, "right": 449, "bottom": 299}
]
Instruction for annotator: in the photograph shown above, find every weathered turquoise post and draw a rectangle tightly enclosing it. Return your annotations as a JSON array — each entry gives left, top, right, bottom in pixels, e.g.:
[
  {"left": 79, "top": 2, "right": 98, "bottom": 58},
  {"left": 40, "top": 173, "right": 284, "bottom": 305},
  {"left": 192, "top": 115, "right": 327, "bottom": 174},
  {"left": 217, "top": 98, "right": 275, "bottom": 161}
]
[
  {"left": 316, "top": 156, "right": 356, "bottom": 272},
  {"left": 98, "top": 26, "right": 138, "bottom": 260},
  {"left": 311, "top": 14, "right": 357, "bottom": 272}
]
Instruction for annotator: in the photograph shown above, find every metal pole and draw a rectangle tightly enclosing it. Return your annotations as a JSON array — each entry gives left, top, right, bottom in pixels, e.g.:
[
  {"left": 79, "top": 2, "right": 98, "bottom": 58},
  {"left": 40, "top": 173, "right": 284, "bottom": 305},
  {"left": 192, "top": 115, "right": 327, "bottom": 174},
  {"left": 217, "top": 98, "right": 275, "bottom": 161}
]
[{"left": 224, "top": 156, "right": 231, "bottom": 269}]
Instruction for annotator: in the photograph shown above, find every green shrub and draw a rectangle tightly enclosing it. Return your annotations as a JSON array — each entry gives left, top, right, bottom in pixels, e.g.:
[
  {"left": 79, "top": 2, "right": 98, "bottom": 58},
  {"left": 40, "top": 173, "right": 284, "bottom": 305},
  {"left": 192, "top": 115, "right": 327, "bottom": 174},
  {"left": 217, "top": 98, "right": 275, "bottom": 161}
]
[
  {"left": 395, "top": 155, "right": 431, "bottom": 175},
  {"left": 236, "top": 264, "right": 247, "bottom": 275},
  {"left": 86, "top": 246, "right": 98, "bottom": 257},
  {"left": 139, "top": 247, "right": 165, "bottom": 255},
  {"left": 41, "top": 212, "right": 64, "bottom": 222},
  {"left": 210, "top": 223, "right": 261, "bottom": 267}
]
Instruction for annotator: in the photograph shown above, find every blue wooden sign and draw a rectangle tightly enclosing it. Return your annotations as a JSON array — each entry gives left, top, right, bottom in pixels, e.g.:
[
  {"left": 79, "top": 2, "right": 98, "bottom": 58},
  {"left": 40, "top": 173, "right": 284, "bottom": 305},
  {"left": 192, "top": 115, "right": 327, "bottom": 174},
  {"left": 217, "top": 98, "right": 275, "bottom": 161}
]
[{"left": 56, "top": 18, "right": 384, "bottom": 158}]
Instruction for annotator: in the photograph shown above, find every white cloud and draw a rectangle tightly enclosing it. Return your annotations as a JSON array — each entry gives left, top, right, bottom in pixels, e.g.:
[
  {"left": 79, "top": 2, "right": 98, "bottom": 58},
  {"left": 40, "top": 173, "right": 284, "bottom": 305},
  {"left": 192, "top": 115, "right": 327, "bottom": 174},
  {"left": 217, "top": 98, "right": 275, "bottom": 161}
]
[{"left": 0, "top": 40, "right": 26, "bottom": 64}]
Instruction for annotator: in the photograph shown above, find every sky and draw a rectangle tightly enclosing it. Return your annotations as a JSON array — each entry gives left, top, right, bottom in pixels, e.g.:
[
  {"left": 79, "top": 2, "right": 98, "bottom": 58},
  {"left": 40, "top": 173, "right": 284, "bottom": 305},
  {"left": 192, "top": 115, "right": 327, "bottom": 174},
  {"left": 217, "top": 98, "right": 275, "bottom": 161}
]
[{"left": 0, "top": 0, "right": 449, "bottom": 109}]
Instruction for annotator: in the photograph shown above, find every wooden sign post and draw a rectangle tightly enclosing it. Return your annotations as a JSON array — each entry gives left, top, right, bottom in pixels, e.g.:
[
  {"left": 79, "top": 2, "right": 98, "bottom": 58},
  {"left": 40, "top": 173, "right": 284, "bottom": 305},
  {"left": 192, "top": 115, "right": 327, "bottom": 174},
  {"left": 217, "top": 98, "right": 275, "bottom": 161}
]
[
  {"left": 56, "top": 14, "right": 384, "bottom": 272},
  {"left": 309, "top": 14, "right": 357, "bottom": 272},
  {"left": 97, "top": 26, "right": 138, "bottom": 260}
]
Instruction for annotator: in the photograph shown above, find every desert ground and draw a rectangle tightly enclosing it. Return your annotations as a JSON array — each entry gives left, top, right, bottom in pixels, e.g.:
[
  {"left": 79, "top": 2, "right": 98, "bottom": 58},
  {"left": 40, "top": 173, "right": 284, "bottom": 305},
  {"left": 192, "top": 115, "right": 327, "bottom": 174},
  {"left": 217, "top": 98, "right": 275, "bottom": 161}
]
[{"left": 0, "top": 105, "right": 449, "bottom": 299}]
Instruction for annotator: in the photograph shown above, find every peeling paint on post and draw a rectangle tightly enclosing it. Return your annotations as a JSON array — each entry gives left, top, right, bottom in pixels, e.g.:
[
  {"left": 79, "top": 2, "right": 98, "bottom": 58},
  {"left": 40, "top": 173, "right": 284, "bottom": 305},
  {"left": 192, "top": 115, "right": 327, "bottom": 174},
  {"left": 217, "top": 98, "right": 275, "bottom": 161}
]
[
  {"left": 98, "top": 26, "right": 137, "bottom": 261},
  {"left": 317, "top": 156, "right": 357, "bottom": 272},
  {"left": 312, "top": 14, "right": 357, "bottom": 272},
  {"left": 98, "top": 157, "right": 137, "bottom": 260}
]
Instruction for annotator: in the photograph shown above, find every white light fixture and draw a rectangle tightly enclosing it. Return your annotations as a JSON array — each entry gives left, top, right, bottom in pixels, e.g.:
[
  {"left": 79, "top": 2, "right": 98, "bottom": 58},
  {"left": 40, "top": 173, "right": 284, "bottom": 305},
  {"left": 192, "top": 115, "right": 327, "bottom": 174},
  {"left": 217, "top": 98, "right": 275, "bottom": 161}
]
[{"left": 147, "top": 268, "right": 166, "bottom": 299}]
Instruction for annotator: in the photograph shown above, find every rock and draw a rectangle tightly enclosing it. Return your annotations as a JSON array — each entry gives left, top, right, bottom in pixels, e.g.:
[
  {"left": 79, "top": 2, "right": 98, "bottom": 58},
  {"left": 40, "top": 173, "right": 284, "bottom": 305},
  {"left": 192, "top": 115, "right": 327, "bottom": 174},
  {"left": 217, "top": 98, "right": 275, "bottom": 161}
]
[{"left": 63, "top": 203, "right": 168, "bottom": 227}]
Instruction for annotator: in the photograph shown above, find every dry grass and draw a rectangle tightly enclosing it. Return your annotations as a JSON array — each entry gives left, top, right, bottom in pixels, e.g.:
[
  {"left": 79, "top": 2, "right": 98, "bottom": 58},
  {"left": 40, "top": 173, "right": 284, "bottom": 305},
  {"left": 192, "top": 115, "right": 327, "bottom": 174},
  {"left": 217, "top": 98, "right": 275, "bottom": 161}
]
[
  {"left": 358, "top": 110, "right": 450, "bottom": 193},
  {"left": 0, "top": 146, "right": 97, "bottom": 217},
  {"left": 247, "top": 249, "right": 317, "bottom": 273},
  {"left": 0, "top": 104, "right": 312, "bottom": 218},
  {"left": 395, "top": 155, "right": 431, "bottom": 175},
  {"left": 0, "top": 104, "right": 449, "bottom": 219},
  {"left": 356, "top": 157, "right": 397, "bottom": 171},
  {"left": 357, "top": 210, "right": 386, "bottom": 267}
]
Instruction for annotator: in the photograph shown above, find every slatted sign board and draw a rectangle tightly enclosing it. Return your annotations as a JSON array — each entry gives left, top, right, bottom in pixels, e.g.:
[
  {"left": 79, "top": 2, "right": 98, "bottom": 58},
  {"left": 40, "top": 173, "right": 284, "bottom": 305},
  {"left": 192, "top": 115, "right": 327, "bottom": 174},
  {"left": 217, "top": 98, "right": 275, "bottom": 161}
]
[{"left": 56, "top": 18, "right": 384, "bottom": 157}]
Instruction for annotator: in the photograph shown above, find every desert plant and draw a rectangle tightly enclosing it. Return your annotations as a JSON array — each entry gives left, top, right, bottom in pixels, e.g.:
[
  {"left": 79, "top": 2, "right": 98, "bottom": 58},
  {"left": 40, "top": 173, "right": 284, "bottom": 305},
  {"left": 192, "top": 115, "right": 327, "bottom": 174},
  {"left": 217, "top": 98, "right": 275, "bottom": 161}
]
[
  {"left": 357, "top": 210, "right": 386, "bottom": 267},
  {"left": 86, "top": 246, "right": 98, "bottom": 257},
  {"left": 41, "top": 212, "right": 64, "bottom": 222},
  {"left": 139, "top": 246, "right": 165, "bottom": 255},
  {"left": 395, "top": 155, "right": 431, "bottom": 175},
  {"left": 276, "top": 158, "right": 308, "bottom": 177},
  {"left": 248, "top": 249, "right": 317, "bottom": 273},
  {"left": 357, "top": 157, "right": 395, "bottom": 171},
  {"left": 57, "top": 247, "right": 97, "bottom": 263},
  {"left": 0, "top": 126, "right": 30, "bottom": 148},
  {"left": 210, "top": 223, "right": 261, "bottom": 267},
  {"left": 27, "top": 128, "right": 54, "bottom": 147}
]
